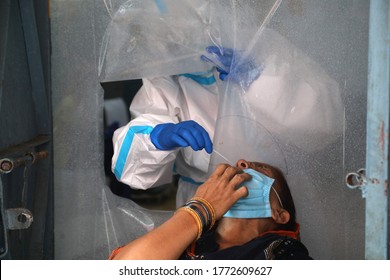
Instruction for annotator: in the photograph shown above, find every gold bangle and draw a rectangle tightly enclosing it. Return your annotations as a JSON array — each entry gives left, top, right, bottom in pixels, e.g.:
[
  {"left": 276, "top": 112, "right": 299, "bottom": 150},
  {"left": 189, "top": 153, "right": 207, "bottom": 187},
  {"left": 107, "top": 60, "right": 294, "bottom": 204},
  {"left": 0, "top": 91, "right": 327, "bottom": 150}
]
[
  {"left": 191, "top": 197, "right": 216, "bottom": 230},
  {"left": 186, "top": 200, "right": 211, "bottom": 232},
  {"left": 177, "top": 207, "right": 202, "bottom": 240}
]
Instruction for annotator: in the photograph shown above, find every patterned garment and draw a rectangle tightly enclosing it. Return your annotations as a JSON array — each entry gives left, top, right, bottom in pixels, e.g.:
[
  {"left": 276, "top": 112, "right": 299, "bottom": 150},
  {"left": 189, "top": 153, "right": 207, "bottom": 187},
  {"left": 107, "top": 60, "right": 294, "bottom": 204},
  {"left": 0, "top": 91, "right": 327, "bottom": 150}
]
[{"left": 181, "top": 226, "right": 312, "bottom": 260}]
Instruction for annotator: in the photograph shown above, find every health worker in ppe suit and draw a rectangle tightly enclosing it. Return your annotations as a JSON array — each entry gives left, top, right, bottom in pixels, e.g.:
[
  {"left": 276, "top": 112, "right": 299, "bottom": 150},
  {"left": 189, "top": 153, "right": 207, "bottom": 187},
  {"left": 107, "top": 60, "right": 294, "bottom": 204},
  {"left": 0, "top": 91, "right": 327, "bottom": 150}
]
[
  {"left": 112, "top": 34, "right": 343, "bottom": 207},
  {"left": 111, "top": 46, "right": 261, "bottom": 207}
]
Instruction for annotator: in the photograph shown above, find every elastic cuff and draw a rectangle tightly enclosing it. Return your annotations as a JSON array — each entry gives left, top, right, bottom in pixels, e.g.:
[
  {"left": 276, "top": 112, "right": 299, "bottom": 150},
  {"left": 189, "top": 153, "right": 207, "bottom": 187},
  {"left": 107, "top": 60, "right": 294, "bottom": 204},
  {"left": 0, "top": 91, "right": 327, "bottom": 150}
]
[{"left": 150, "top": 123, "right": 171, "bottom": 150}]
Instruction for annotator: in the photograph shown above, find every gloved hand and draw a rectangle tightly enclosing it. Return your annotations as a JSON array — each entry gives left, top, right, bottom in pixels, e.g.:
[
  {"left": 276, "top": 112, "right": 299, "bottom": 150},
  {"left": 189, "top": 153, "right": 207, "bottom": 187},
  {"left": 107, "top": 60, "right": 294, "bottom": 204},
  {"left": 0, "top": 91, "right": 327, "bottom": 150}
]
[
  {"left": 201, "top": 46, "right": 263, "bottom": 90},
  {"left": 151, "top": 120, "right": 213, "bottom": 153}
]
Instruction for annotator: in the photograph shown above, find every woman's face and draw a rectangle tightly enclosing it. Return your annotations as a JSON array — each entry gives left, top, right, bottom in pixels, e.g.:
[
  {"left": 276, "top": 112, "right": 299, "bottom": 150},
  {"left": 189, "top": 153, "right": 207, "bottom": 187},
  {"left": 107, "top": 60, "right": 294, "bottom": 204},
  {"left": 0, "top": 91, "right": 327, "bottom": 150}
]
[{"left": 235, "top": 159, "right": 285, "bottom": 210}]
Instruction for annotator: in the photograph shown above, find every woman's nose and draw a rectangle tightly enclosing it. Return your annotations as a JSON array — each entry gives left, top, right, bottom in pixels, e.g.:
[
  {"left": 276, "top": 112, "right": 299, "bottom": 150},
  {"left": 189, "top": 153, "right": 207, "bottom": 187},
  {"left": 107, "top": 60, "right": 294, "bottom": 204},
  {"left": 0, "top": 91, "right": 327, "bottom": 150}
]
[{"left": 236, "top": 159, "right": 250, "bottom": 169}]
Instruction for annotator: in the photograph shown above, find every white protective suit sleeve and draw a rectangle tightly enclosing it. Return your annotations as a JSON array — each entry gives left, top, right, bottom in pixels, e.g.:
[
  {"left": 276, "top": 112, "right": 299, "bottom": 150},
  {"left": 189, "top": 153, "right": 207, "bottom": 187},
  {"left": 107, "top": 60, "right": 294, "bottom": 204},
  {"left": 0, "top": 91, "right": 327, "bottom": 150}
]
[
  {"left": 112, "top": 78, "right": 180, "bottom": 190},
  {"left": 111, "top": 75, "right": 218, "bottom": 191}
]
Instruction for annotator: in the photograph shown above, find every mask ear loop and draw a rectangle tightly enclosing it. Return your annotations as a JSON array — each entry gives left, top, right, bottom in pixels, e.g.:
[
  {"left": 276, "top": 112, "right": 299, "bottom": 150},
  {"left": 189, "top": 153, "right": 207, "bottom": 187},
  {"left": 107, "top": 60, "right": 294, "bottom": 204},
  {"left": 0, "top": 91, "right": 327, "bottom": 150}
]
[{"left": 271, "top": 186, "right": 284, "bottom": 209}]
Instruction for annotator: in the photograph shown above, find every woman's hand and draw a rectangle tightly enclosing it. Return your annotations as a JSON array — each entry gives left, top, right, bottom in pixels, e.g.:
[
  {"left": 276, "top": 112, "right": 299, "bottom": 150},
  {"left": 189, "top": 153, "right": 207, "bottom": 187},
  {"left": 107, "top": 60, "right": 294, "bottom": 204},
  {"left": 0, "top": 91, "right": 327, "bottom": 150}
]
[{"left": 193, "top": 164, "right": 251, "bottom": 219}]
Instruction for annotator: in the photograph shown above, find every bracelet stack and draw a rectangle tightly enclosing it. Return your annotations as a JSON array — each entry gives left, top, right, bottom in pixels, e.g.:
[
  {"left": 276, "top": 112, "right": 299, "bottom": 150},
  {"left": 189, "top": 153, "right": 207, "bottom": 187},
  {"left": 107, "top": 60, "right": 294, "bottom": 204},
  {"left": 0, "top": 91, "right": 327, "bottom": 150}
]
[{"left": 176, "top": 197, "right": 216, "bottom": 240}]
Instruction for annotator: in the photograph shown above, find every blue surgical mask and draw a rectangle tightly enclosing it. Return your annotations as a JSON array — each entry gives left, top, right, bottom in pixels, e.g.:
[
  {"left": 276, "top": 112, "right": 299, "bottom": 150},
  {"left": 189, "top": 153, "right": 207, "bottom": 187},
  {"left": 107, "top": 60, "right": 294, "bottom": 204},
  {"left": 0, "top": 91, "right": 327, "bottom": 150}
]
[{"left": 224, "top": 168, "right": 275, "bottom": 218}]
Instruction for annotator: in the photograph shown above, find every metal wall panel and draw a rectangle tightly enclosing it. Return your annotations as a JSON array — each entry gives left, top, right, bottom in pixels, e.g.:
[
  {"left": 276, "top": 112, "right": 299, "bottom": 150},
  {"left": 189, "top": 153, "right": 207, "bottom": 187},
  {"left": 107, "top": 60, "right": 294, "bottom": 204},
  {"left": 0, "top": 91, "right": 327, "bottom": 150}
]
[{"left": 0, "top": 0, "right": 52, "bottom": 259}]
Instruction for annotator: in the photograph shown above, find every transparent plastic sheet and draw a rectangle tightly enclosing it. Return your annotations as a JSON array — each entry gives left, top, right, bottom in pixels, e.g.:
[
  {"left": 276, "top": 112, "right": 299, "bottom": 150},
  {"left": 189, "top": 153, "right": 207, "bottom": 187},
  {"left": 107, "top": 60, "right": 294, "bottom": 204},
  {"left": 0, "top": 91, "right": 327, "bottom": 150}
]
[
  {"left": 265, "top": 1, "right": 368, "bottom": 259},
  {"left": 51, "top": 0, "right": 172, "bottom": 259},
  {"left": 98, "top": 0, "right": 281, "bottom": 81},
  {"left": 52, "top": 0, "right": 369, "bottom": 259},
  {"left": 209, "top": 28, "right": 344, "bottom": 173},
  {"left": 54, "top": 170, "right": 172, "bottom": 259}
]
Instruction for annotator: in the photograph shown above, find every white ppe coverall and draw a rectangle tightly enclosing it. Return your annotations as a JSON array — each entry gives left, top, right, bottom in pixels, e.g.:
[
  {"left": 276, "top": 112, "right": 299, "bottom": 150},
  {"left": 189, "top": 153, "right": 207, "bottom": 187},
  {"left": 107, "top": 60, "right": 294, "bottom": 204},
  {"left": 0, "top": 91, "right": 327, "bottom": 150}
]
[{"left": 112, "top": 72, "right": 218, "bottom": 206}]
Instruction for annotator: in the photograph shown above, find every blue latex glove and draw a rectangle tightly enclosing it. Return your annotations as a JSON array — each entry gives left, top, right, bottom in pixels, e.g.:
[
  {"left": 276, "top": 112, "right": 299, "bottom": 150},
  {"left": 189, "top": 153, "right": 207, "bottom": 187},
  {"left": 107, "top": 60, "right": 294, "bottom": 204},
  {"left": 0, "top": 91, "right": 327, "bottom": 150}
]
[
  {"left": 151, "top": 120, "right": 213, "bottom": 153},
  {"left": 201, "top": 46, "right": 263, "bottom": 89}
]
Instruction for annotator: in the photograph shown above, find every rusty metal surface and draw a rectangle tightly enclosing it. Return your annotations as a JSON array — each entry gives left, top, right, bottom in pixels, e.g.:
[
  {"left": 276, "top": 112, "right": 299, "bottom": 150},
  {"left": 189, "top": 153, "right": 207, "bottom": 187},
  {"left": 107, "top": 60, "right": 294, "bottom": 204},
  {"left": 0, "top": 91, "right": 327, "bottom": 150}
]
[
  {"left": 0, "top": 151, "right": 49, "bottom": 174},
  {"left": 0, "top": 135, "right": 50, "bottom": 158}
]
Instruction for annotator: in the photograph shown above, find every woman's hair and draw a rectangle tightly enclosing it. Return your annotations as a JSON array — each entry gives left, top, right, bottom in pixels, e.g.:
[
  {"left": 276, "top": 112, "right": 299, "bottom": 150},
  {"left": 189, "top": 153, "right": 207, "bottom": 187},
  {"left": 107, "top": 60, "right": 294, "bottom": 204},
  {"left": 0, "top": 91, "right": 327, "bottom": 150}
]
[{"left": 270, "top": 166, "right": 297, "bottom": 231}]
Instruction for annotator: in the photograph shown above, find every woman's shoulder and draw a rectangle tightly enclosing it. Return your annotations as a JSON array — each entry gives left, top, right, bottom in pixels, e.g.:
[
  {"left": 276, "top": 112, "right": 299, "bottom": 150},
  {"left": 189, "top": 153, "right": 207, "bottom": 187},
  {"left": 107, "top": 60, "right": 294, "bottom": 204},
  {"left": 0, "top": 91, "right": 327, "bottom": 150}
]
[{"left": 259, "top": 234, "right": 313, "bottom": 260}]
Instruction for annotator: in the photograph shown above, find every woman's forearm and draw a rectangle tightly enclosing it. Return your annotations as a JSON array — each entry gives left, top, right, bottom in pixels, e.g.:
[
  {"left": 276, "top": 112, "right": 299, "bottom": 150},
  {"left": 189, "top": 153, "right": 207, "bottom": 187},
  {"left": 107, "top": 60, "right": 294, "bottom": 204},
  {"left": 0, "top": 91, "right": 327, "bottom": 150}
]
[{"left": 112, "top": 210, "right": 198, "bottom": 259}]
